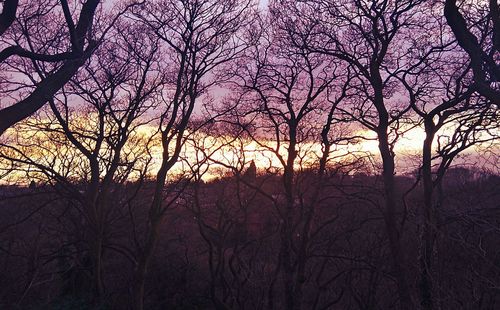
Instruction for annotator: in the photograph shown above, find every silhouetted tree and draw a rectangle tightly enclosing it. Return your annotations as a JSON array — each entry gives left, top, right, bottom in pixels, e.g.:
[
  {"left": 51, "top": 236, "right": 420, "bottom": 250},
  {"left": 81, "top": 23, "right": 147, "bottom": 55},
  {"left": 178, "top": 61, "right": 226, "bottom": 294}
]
[
  {"left": 292, "top": 1, "right": 434, "bottom": 307},
  {"left": 0, "top": 19, "right": 161, "bottom": 305},
  {"left": 129, "top": 1, "right": 254, "bottom": 308},
  {"left": 226, "top": 6, "right": 364, "bottom": 308},
  {"left": 396, "top": 4, "right": 499, "bottom": 306}
]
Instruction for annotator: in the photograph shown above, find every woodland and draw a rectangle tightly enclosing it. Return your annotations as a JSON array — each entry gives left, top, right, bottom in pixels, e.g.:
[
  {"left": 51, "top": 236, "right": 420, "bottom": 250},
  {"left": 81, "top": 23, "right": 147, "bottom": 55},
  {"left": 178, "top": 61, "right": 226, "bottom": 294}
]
[{"left": 0, "top": 0, "right": 499, "bottom": 309}]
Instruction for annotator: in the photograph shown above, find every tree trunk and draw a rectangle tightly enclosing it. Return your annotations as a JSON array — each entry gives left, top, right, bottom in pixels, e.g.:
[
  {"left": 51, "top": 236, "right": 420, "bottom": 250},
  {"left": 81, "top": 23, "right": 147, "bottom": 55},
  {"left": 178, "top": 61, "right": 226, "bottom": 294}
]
[
  {"left": 132, "top": 218, "right": 161, "bottom": 310},
  {"left": 91, "top": 234, "right": 104, "bottom": 303},
  {"left": 419, "top": 124, "right": 437, "bottom": 310},
  {"left": 132, "top": 159, "right": 169, "bottom": 310},
  {"left": 378, "top": 131, "right": 413, "bottom": 310},
  {"left": 282, "top": 129, "right": 300, "bottom": 310}
]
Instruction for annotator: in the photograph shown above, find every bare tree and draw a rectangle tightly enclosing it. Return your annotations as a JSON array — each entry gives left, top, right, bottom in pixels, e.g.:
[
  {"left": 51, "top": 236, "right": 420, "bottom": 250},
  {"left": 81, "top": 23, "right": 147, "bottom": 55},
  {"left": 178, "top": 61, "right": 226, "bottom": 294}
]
[
  {"left": 224, "top": 7, "right": 367, "bottom": 308},
  {"left": 177, "top": 123, "right": 264, "bottom": 309},
  {"left": 290, "top": 0, "right": 442, "bottom": 307},
  {"left": 0, "top": 19, "right": 161, "bottom": 304},
  {"left": 395, "top": 4, "right": 499, "bottom": 306},
  {"left": 128, "top": 1, "right": 254, "bottom": 308}
]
